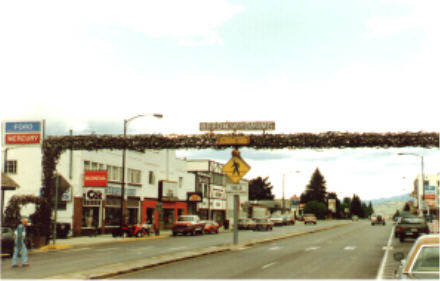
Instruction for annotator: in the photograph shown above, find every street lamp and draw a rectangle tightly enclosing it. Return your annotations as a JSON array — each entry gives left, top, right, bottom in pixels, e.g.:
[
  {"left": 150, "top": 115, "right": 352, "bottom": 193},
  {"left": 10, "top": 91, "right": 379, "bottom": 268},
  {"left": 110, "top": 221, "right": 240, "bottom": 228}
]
[
  {"left": 398, "top": 152, "right": 427, "bottom": 215},
  {"left": 121, "top": 113, "right": 163, "bottom": 228},
  {"left": 282, "top": 170, "right": 301, "bottom": 214}
]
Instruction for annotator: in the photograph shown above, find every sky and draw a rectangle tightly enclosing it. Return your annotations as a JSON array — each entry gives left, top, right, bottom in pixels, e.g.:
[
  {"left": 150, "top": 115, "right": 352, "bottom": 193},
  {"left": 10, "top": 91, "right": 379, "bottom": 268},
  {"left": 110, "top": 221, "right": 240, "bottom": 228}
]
[{"left": 1, "top": 0, "right": 439, "bottom": 201}]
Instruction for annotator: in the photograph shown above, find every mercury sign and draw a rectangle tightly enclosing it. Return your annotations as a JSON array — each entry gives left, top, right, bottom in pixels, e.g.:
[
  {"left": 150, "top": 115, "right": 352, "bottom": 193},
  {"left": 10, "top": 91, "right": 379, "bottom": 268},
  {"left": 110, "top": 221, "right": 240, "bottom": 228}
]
[{"left": 2, "top": 120, "right": 44, "bottom": 145}]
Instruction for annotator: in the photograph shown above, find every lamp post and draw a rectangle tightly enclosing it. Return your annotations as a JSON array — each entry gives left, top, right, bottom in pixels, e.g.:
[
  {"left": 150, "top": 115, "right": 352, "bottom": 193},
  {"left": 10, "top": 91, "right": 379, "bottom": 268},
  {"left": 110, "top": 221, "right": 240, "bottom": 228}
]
[
  {"left": 398, "top": 153, "right": 427, "bottom": 215},
  {"left": 120, "top": 113, "right": 163, "bottom": 228},
  {"left": 282, "top": 171, "right": 301, "bottom": 214}
]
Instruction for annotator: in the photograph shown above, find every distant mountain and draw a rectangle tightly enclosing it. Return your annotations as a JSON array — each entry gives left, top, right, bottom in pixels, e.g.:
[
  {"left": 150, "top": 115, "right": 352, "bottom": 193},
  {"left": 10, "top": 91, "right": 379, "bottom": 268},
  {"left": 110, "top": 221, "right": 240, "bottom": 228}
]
[
  {"left": 369, "top": 193, "right": 413, "bottom": 217},
  {"left": 370, "top": 193, "right": 412, "bottom": 205}
]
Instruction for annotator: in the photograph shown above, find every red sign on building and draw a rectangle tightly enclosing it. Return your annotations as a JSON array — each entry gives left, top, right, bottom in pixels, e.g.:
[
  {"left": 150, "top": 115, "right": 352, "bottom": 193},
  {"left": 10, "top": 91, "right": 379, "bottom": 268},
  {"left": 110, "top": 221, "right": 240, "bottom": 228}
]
[
  {"left": 5, "top": 133, "right": 41, "bottom": 144},
  {"left": 84, "top": 171, "right": 108, "bottom": 187}
]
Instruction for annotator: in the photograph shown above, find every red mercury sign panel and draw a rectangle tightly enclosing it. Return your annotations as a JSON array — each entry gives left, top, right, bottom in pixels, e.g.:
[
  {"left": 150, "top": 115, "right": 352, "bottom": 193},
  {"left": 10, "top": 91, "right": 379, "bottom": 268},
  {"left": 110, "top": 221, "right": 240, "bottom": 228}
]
[
  {"left": 84, "top": 171, "right": 108, "bottom": 187},
  {"left": 5, "top": 133, "right": 41, "bottom": 144}
]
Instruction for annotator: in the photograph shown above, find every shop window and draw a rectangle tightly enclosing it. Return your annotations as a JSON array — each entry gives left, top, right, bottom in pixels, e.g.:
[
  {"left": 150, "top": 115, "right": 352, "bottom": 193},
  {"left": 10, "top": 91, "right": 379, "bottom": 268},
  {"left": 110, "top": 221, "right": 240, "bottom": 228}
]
[
  {"left": 105, "top": 208, "right": 121, "bottom": 226},
  {"left": 146, "top": 208, "right": 155, "bottom": 224},
  {"left": 127, "top": 208, "right": 138, "bottom": 225},
  {"left": 83, "top": 207, "right": 99, "bottom": 228},
  {"left": 6, "top": 160, "right": 17, "bottom": 174}
]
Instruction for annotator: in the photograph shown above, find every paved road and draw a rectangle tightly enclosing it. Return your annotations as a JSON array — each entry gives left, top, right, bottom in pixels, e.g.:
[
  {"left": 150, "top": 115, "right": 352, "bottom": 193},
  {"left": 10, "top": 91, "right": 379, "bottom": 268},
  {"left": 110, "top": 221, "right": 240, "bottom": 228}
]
[
  {"left": 113, "top": 220, "right": 394, "bottom": 279},
  {"left": 1, "top": 220, "right": 347, "bottom": 279}
]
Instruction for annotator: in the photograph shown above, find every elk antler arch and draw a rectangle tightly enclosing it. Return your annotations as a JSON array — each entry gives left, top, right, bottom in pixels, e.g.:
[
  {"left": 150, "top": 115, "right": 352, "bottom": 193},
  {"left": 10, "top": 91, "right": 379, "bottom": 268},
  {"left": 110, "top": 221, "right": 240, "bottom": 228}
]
[{"left": 39, "top": 131, "right": 438, "bottom": 239}]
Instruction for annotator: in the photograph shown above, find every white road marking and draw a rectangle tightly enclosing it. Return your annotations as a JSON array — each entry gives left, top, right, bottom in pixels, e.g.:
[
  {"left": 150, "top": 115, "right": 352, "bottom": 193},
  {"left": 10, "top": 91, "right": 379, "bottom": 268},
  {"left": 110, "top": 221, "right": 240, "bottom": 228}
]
[
  {"left": 169, "top": 246, "right": 188, "bottom": 250},
  {"left": 305, "top": 246, "right": 320, "bottom": 251},
  {"left": 377, "top": 226, "right": 395, "bottom": 280},
  {"left": 269, "top": 246, "right": 281, "bottom": 250},
  {"left": 69, "top": 247, "right": 92, "bottom": 252},
  {"left": 262, "top": 262, "right": 276, "bottom": 269},
  {"left": 96, "top": 247, "right": 119, "bottom": 251},
  {"left": 344, "top": 246, "right": 356, "bottom": 250}
]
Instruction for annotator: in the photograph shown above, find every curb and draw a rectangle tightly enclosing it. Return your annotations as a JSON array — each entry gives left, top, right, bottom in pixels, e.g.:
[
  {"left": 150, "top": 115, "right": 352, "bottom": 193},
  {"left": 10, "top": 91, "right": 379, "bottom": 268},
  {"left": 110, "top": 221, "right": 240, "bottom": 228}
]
[
  {"left": 46, "top": 222, "right": 351, "bottom": 279},
  {"left": 32, "top": 235, "right": 167, "bottom": 254}
]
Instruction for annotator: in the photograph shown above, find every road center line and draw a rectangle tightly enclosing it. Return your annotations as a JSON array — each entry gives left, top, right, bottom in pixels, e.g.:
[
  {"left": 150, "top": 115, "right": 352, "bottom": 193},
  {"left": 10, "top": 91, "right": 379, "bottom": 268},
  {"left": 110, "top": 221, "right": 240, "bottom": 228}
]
[
  {"left": 344, "top": 246, "right": 356, "bottom": 250},
  {"left": 262, "top": 262, "right": 276, "bottom": 269},
  {"left": 376, "top": 226, "right": 395, "bottom": 280},
  {"left": 305, "top": 246, "right": 320, "bottom": 251}
]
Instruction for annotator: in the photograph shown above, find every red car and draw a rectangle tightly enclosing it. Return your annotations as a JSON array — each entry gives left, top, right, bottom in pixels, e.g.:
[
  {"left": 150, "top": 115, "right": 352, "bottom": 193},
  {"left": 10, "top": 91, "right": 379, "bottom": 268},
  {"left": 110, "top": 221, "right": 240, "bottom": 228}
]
[{"left": 203, "top": 220, "right": 220, "bottom": 234}]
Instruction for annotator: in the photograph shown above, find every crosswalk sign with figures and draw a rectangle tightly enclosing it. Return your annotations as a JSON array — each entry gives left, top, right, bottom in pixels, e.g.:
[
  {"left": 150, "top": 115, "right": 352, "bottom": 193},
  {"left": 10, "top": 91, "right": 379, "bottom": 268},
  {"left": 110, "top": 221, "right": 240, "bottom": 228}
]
[{"left": 222, "top": 155, "right": 251, "bottom": 183}]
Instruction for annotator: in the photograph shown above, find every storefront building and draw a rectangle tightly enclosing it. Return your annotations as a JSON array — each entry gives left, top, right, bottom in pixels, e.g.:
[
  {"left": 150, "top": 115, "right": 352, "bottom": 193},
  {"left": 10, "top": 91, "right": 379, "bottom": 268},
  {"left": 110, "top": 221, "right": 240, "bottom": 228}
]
[
  {"left": 2, "top": 138, "right": 196, "bottom": 235},
  {"left": 187, "top": 160, "right": 228, "bottom": 225}
]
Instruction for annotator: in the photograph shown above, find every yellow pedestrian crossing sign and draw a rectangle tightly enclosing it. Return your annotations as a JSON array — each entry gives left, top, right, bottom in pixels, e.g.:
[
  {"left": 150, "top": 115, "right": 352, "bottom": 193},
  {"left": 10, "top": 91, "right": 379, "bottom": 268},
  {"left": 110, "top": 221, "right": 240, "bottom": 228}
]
[{"left": 222, "top": 156, "right": 251, "bottom": 183}]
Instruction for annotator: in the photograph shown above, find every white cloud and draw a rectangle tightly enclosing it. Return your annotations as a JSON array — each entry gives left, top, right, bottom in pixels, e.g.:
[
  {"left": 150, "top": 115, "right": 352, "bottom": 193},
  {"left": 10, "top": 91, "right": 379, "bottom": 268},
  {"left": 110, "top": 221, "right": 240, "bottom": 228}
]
[{"left": 363, "top": 0, "right": 440, "bottom": 38}]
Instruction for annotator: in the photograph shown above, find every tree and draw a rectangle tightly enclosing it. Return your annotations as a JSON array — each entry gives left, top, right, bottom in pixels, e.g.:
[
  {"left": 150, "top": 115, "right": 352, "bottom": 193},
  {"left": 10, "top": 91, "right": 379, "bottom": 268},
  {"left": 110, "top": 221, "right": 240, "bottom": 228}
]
[
  {"left": 301, "top": 168, "right": 327, "bottom": 204},
  {"left": 303, "top": 200, "right": 328, "bottom": 219},
  {"left": 249, "top": 176, "right": 275, "bottom": 200},
  {"left": 350, "top": 194, "right": 363, "bottom": 217},
  {"left": 341, "top": 197, "right": 352, "bottom": 218}
]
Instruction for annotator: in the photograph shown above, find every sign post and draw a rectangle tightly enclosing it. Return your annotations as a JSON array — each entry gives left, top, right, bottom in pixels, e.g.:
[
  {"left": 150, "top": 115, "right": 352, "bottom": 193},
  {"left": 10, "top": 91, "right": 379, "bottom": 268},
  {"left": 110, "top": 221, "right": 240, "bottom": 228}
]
[{"left": 233, "top": 194, "right": 239, "bottom": 245}]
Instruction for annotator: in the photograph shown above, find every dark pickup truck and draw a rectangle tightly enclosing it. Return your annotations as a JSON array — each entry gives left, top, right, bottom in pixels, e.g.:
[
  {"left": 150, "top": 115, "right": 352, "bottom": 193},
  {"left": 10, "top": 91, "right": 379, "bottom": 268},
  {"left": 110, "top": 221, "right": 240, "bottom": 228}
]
[{"left": 395, "top": 216, "right": 430, "bottom": 242}]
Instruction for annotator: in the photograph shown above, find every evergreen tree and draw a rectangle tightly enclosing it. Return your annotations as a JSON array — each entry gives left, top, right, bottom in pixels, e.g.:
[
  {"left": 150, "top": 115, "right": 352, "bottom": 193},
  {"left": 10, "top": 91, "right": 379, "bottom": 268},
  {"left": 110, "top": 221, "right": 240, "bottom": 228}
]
[
  {"left": 368, "top": 201, "right": 374, "bottom": 217},
  {"left": 302, "top": 168, "right": 327, "bottom": 204},
  {"left": 249, "top": 176, "right": 275, "bottom": 200},
  {"left": 341, "top": 197, "right": 352, "bottom": 218},
  {"left": 350, "top": 194, "right": 363, "bottom": 217}
]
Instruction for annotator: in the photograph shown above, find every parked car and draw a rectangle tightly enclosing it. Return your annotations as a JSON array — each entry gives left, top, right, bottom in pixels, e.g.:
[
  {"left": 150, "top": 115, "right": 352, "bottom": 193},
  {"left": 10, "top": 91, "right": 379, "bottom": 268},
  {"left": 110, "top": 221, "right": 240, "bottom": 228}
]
[
  {"left": 112, "top": 223, "right": 154, "bottom": 237},
  {"left": 253, "top": 218, "right": 274, "bottom": 231},
  {"left": 1, "top": 227, "right": 15, "bottom": 257},
  {"left": 371, "top": 214, "right": 385, "bottom": 225},
  {"left": 303, "top": 213, "right": 317, "bottom": 224},
  {"left": 352, "top": 215, "right": 359, "bottom": 221},
  {"left": 203, "top": 221, "right": 219, "bottom": 234},
  {"left": 237, "top": 218, "right": 256, "bottom": 230},
  {"left": 393, "top": 234, "right": 439, "bottom": 279},
  {"left": 269, "top": 214, "right": 286, "bottom": 226},
  {"left": 172, "top": 215, "right": 205, "bottom": 236},
  {"left": 395, "top": 216, "right": 429, "bottom": 242}
]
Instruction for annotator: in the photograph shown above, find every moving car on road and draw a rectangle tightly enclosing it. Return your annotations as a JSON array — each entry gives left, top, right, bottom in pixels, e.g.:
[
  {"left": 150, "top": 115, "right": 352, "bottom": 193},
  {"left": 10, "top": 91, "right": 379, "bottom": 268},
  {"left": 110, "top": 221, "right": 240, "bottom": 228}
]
[
  {"left": 371, "top": 214, "right": 386, "bottom": 225},
  {"left": 395, "top": 216, "right": 429, "bottom": 242},
  {"left": 1, "top": 227, "right": 15, "bottom": 257},
  {"left": 172, "top": 215, "right": 206, "bottom": 236},
  {"left": 253, "top": 218, "right": 274, "bottom": 231},
  {"left": 203, "top": 221, "right": 219, "bottom": 234},
  {"left": 237, "top": 218, "right": 256, "bottom": 230},
  {"left": 303, "top": 213, "right": 317, "bottom": 224},
  {"left": 394, "top": 234, "right": 439, "bottom": 279}
]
